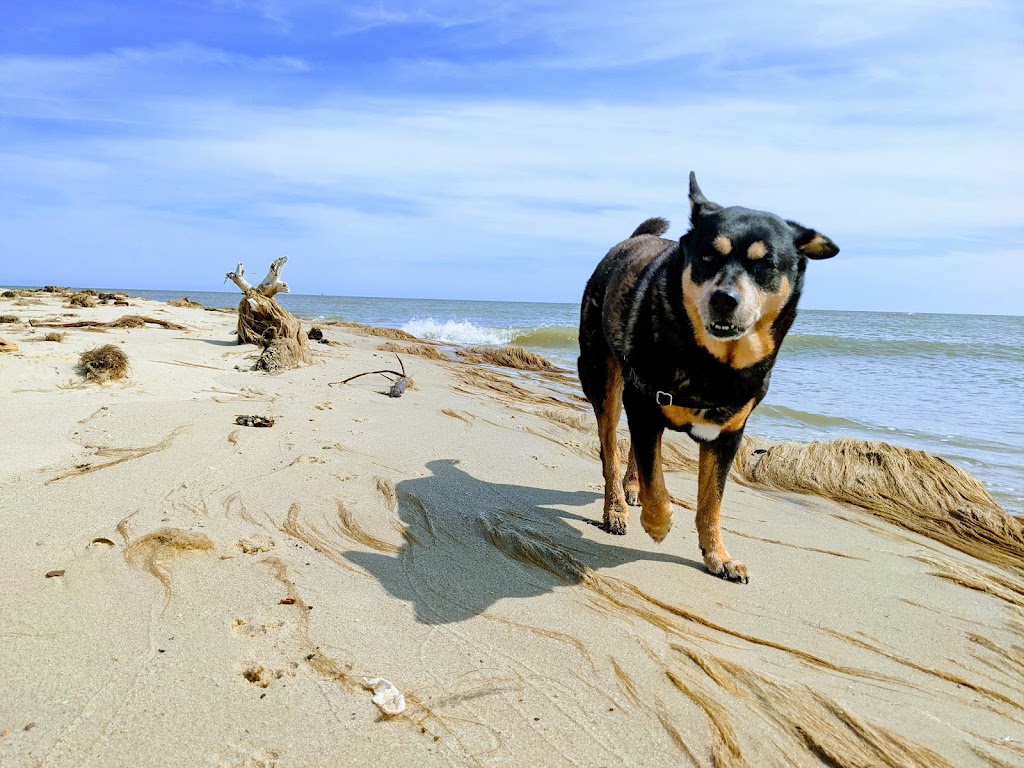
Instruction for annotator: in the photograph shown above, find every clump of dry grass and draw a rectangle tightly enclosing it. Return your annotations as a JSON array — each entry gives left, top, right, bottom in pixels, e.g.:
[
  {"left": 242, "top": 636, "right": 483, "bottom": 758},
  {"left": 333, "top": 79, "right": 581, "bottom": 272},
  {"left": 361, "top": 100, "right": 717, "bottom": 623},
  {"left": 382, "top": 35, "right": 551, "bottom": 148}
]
[
  {"left": 0, "top": 337, "right": 17, "bottom": 353},
  {"left": 107, "top": 315, "right": 146, "bottom": 328},
  {"left": 739, "top": 438, "right": 1024, "bottom": 570},
  {"left": 378, "top": 341, "right": 448, "bottom": 361},
  {"left": 68, "top": 291, "right": 97, "bottom": 308},
  {"left": 1, "top": 290, "right": 16, "bottom": 299},
  {"left": 168, "top": 296, "right": 204, "bottom": 308},
  {"left": 0, "top": 314, "right": 19, "bottom": 323},
  {"left": 78, "top": 344, "right": 129, "bottom": 382},
  {"left": 44, "top": 332, "right": 64, "bottom": 342},
  {"left": 457, "top": 346, "right": 557, "bottom": 371}
]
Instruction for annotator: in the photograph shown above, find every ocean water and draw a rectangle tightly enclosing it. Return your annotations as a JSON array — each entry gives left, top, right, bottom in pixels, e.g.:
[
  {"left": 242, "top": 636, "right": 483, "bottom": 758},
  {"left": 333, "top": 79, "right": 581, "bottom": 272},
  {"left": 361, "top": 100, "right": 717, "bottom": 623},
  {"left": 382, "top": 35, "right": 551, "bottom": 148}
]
[{"left": 120, "top": 289, "right": 1024, "bottom": 515}]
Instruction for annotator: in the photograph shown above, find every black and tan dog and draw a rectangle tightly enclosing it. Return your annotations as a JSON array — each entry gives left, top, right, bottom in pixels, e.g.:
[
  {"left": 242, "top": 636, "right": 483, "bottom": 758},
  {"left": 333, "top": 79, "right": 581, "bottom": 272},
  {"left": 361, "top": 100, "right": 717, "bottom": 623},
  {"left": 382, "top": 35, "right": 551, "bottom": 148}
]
[{"left": 577, "top": 173, "right": 838, "bottom": 582}]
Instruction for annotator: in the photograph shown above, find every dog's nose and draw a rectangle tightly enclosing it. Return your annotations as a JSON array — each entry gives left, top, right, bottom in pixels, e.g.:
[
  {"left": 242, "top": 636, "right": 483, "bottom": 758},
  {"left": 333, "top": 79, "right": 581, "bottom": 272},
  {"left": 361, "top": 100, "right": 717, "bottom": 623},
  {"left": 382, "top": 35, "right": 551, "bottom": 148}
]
[{"left": 710, "top": 289, "right": 739, "bottom": 314}]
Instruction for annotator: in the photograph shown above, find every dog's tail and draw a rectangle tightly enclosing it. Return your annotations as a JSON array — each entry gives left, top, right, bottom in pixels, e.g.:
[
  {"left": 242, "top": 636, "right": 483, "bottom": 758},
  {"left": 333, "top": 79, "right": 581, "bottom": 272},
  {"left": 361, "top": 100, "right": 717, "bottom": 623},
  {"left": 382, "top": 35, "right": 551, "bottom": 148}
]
[{"left": 630, "top": 217, "right": 669, "bottom": 238}]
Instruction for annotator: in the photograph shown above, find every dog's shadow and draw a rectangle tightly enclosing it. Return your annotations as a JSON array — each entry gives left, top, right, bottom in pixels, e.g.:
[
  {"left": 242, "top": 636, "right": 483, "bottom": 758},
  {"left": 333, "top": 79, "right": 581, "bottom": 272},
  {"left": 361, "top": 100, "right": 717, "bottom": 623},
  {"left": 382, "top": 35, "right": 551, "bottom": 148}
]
[{"left": 346, "top": 458, "right": 704, "bottom": 625}]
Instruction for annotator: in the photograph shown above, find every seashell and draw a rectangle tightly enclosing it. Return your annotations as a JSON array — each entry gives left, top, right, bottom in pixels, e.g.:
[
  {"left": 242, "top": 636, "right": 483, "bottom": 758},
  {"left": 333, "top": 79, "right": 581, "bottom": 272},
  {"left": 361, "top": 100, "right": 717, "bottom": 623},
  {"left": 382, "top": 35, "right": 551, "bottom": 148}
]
[{"left": 363, "top": 677, "right": 405, "bottom": 716}]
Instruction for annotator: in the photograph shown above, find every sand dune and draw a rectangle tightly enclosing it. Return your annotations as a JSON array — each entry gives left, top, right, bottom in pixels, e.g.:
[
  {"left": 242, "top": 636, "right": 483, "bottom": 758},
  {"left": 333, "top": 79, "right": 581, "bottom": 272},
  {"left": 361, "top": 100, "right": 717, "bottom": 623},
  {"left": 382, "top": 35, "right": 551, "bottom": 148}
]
[{"left": 1, "top": 292, "right": 1022, "bottom": 767}]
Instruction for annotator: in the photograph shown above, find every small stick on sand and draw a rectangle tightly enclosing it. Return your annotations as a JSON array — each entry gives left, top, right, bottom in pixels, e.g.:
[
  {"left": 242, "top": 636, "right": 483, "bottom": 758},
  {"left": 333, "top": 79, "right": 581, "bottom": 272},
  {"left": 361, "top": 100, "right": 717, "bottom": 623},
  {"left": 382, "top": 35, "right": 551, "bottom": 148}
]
[{"left": 332, "top": 355, "right": 411, "bottom": 398}]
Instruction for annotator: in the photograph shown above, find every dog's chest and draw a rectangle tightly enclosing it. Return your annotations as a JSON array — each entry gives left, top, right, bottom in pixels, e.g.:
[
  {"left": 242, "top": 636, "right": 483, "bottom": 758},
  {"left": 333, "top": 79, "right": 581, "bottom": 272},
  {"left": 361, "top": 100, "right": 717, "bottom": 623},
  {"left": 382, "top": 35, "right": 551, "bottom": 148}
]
[{"left": 660, "top": 398, "right": 756, "bottom": 440}]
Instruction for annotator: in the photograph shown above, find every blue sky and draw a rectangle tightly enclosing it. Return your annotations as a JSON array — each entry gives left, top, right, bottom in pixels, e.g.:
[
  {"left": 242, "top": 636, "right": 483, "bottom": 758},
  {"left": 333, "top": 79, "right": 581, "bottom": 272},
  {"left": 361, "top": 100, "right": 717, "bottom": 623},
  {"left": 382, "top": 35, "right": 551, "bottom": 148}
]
[{"left": 1, "top": 1, "right": 1021, "bottom": 313}]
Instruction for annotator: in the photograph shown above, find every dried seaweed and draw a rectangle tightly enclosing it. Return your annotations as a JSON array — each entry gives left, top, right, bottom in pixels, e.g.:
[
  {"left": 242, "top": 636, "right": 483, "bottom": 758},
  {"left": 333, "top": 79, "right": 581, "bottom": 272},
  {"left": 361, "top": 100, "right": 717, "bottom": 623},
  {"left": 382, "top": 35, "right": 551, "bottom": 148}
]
[
  {"left": 739, "top": 439, "right": 1024, "bottom": 571},
  {"left": 457, "top": 346, "right": 559, "bottom": 372},
  {"left": 78, "top": 344, "right": 128, "bottom": 382},
  {"left": 124, "top": 528, "right": 214, "bottom": 604},
  {"left": 47, "top": 428, "right": 183, "bottom": 483}
]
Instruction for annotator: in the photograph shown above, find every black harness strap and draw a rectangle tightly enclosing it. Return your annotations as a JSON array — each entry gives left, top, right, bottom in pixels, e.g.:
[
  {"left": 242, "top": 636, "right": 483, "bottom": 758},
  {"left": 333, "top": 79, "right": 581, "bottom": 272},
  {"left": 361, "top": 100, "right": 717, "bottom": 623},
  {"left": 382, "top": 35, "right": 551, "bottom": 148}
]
[{"left": 624, "top": 365, "right": 707, "bottom": 409}]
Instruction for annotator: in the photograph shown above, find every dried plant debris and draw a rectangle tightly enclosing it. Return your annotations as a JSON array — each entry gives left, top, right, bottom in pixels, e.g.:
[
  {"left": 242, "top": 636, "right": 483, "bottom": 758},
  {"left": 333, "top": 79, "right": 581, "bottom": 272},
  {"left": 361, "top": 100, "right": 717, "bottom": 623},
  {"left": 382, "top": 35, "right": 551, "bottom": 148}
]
[
  {"left": 68, "top": 291, "right": 97, "bottom": 308},
  {"left": 378, "top": 341, "right": 448, "bottom": 361},
  {"left": 307, "top": 327, "right": 324, "bottom": 341},
  {"left": 168, "top": 296, "right": 203, "bottom": 308},
  {"left": 0, "top": 337, "right": 17, "bottom": 353},
  {"left": 31, "top": 314, "right": 188, "bottom": 331},
  {"left": 236, "top": 415, "right": 275, "bottom": 428},
  {"left": 335, "top": 499, "right": 401, "bottom": 555},
  {"left": 44, "top": 332, "right": 64, "bottom": 342},
  {"left": 326, "top": 321, "right": 418, "bottom": 340},
  {"left": 0, "top": 314, "right": 19, "bottom": 323},
  {"left": 740, "top": 438, "right": 1024, "bottom": 570},
  {"left": 78, "top": 344, "right": 129, "bottom": 382},
  {"left": 457, "top": 345, "right": 558, "bottom": 371},
  {"left": 124, "top": 528, "right": 214, "bottom": 603},
  {"left": 47, "top": 428, "right": 183, "bottom": 483}
]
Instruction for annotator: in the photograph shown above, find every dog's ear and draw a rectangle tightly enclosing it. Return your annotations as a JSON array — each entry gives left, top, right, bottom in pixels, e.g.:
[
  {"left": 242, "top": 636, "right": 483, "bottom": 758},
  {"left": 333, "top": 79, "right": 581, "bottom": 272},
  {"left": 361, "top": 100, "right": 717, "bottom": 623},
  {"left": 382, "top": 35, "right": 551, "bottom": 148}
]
[
  {"left": 689, "top": 172, "right": 722, "bottom": 221},
  {"left": 787, "top": 219, "right": 839, "bottom": 260}
]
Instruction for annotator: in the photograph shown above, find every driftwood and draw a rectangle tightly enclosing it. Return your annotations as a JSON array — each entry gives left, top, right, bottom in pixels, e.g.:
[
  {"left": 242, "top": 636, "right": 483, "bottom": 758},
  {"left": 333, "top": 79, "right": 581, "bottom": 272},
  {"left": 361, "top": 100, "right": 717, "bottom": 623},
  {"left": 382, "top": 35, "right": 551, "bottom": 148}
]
[
  {"left": 332, "top": 354, "right": 411, "bottom": 397},
  {"left": 225, "top": 257, "right": 309, "bottom": 371},
  {"left": 29, "top": 315, "right": 187, "bottom": 331}
]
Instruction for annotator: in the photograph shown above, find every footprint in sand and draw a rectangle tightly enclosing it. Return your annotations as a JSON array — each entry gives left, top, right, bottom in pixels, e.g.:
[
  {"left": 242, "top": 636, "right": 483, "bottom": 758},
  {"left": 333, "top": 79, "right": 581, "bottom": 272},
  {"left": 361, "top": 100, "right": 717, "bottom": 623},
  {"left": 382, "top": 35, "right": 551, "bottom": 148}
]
[{"left": 237, "top": 661, "right": 298, "bottom": 688}]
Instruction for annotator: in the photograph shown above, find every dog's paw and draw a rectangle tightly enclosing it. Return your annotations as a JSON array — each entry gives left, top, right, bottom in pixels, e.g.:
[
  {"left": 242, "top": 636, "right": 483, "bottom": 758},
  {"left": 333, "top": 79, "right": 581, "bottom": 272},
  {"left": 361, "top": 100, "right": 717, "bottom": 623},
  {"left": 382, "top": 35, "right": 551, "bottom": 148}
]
[
  {"left": 703, "top": 552, "right": 749, "bottom": 583},
  {"left": 601, "top": 504, "right": 628, "bottom": 535},
  {"left": 602, "top": 519, "right": 627, "bottom": 535}
]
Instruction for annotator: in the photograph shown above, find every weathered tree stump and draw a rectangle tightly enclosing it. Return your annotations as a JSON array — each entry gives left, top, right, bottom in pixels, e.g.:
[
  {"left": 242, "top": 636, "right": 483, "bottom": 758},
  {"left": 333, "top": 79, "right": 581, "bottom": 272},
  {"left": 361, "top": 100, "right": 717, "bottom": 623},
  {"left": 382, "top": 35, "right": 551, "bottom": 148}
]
[{"left": 225, "top": 257, "right": 310, "bottom": 371}]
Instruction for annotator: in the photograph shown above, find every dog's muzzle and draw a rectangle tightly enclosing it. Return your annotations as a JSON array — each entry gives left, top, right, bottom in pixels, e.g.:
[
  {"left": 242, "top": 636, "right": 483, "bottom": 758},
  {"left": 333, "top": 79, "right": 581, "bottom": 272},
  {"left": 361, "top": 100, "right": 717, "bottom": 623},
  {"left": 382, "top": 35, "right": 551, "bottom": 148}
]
[{"left": 706, "top": 289, "right": 746, "bottom": 339}]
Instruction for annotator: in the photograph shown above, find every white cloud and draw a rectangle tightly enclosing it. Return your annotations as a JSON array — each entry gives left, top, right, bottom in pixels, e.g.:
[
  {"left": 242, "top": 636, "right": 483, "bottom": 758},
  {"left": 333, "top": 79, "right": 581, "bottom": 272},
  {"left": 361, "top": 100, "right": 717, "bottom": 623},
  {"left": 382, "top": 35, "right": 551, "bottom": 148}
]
[{"left": 1, "top": 1, "right": 1021, "bottom": 311}]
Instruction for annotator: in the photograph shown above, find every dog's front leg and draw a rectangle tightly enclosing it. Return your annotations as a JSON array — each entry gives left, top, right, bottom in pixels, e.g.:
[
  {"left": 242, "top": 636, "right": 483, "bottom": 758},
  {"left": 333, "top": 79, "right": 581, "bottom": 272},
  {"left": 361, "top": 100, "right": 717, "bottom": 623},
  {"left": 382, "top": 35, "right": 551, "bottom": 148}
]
[
  {"left": 697, "top": 431, "right": 748, "bottom": 583},
  {"left": 627, "top": 415, "right": 673, "bottom": 543}
]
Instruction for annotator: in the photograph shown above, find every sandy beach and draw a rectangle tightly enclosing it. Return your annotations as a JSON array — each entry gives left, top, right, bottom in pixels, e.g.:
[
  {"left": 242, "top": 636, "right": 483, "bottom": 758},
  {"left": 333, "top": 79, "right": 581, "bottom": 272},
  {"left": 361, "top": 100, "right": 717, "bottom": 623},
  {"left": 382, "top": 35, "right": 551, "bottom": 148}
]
[{"left": 2, "top": 291, "right": 1023, "bottom": 768}]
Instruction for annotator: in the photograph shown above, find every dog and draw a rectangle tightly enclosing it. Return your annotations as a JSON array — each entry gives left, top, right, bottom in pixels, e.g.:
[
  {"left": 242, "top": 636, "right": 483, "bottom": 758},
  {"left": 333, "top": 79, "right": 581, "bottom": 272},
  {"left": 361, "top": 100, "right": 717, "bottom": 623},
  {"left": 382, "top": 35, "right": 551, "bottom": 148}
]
[{"left": 577, "top": 173, "right": 838, "bottom": 582}]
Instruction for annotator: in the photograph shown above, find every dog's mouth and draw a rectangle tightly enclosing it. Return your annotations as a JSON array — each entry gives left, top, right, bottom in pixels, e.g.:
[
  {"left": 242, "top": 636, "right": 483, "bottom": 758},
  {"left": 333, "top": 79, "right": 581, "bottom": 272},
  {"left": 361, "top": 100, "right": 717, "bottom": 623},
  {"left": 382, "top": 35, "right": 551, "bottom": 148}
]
[{"left": 706, "top": 320, "right": 746, "bottom": 340}]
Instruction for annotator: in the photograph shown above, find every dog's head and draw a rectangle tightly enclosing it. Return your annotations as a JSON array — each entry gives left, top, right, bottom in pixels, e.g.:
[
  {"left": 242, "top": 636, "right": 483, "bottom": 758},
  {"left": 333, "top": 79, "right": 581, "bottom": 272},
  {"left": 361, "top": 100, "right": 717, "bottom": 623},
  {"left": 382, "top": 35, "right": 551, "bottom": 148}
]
[{"left": 681, "top": 172, "right": 838, "bottom": 344}]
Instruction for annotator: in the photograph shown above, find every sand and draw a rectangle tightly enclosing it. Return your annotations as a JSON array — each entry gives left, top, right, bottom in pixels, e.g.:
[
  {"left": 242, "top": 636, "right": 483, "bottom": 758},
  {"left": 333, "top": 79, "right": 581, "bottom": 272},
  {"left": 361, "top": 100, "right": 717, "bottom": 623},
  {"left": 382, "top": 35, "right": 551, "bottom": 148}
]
[{"left": 1, "top": 292, "right": 1022, "bottom": 767}]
